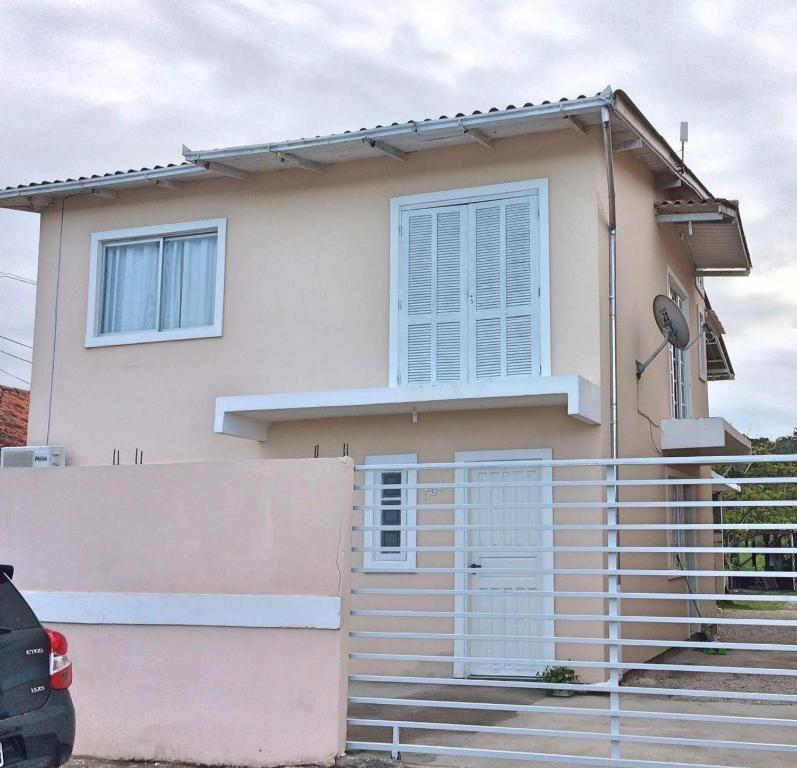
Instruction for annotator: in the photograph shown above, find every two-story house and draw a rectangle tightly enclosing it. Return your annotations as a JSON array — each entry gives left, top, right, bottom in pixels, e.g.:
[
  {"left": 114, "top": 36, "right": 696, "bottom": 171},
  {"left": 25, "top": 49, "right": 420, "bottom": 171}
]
[{"left": 0, "top": 87, "right": 751, "bottom": 680}]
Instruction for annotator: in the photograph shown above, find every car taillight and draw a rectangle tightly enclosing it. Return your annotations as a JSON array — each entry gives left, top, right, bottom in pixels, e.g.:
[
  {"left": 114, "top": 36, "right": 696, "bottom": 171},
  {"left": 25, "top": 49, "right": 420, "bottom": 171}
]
[{"left": 45, "top": 629, "right": 72, "bottom": 690}]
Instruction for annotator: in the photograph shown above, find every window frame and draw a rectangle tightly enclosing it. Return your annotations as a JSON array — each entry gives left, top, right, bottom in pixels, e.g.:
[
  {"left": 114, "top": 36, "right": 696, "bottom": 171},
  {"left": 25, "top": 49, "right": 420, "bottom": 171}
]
[
  {"left": 363, "top": 453, "right": 418, "bottom": 572},
  {"left": 85, "top": 218, "right": 227, "bottom": 348},
  {"left": 698, "top": 308, "right": 708, "bottom": 382},
  {"left": 666, "top": 470, "right": 695, "bottom": 575},
  {"left": 388, "top": 179, "right": 551, "bottom": 388},
  {"left": 666, "top": 271, "right": 691, "bottom": 419},
  {"left": 667, "top": 481, "right": 688, "bottom": 571}
]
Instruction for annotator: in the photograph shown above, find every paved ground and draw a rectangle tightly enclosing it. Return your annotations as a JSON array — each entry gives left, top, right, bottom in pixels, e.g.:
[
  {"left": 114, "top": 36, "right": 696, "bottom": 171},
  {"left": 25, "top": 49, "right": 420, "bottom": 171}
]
[
  {"left": 623, "top": 607, "right": 797, "bottom": 698},
  {"left": 69, "top": 759, "right": 330, "bottom": 768},
  {"left": 348, "top": 682, "right": 797, "bottom": 767},
  {"left": 69, "top": 760, "right": 218, "bottom": 768}
]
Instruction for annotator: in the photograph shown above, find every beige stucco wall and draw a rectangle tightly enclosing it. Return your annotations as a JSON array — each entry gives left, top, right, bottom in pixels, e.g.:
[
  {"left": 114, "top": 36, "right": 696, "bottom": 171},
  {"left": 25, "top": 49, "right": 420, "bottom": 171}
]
[
  {"left": 609, "top": 150, "right": 716, "bottom": 660},
  {"left": 28, "top": 127, "right": 605, "bottom": 467},
  {"left": 22, "top": 122, "right": 721, "bottom": 681},
  {"left": 0, "top": 458, "right": 353, "bottom": 767}
]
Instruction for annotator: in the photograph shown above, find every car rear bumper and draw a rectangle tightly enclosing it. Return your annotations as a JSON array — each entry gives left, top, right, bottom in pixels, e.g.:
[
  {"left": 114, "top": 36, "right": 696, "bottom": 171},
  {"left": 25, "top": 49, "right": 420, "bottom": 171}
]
[{"left": 0, "top": 691, "right": 75, "bottom": 768}]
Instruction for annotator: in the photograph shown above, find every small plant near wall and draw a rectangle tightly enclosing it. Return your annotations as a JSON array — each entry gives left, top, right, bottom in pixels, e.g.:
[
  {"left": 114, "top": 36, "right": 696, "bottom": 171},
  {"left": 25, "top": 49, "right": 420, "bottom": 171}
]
[{"left": 538, "top": 665, "right": 580, "bottom": 696}]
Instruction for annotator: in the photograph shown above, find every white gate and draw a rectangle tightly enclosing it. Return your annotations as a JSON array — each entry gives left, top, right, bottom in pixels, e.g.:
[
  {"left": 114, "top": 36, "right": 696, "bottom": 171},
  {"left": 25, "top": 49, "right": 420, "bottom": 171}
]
[{"left": 348, "top": 453, "right": 797, "bottom": 767}]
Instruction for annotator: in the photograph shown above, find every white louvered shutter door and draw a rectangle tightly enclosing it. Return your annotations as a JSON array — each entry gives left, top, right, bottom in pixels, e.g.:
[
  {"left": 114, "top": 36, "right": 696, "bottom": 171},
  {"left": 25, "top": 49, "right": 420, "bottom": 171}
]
[
  {"left": 469, "top": 195, "right": 540, "bottom": 380},
  {"left": 400, "top": 206, "right": 468, "bottom": 385}
]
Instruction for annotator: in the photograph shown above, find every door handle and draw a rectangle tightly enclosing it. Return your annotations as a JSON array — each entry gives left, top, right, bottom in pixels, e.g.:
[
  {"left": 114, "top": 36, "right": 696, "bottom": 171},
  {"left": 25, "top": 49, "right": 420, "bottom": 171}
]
[{"left": 469, "top": 563, "right": 482, "bottom": 569}]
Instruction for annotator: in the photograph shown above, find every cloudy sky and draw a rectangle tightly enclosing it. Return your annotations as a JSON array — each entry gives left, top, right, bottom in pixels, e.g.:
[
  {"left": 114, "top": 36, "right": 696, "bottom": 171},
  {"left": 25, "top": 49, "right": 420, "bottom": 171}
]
[{"left": 0, "top": 0, "right": 794, "bottom": 438}]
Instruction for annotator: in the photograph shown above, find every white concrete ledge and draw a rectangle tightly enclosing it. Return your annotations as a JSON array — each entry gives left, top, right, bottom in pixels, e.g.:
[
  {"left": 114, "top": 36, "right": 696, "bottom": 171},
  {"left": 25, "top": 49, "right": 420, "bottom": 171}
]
[
  {"left": 214, "top": 375, "right": 601, "bottom": 441},
  {"left": 22, "top": 591, "right": 342, "bottom": 629},
  {"left": 660, "top": 417, "right": 751, "bottom": 455}
]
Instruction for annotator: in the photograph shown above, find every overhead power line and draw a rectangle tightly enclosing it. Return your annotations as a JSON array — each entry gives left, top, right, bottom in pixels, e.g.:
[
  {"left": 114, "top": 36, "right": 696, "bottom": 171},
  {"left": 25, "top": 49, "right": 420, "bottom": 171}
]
[
  {"left": 0, "top": 271, "right": 37, "bottom": 285},
  {"left": 0, "top": 333, "right": 32, "bottom": 349},
  {"left": 0, "top": 365, "right": 30, "bottom": 386},
  {"left": 0, "top": 347, "right": 31, "bottom": 365}
]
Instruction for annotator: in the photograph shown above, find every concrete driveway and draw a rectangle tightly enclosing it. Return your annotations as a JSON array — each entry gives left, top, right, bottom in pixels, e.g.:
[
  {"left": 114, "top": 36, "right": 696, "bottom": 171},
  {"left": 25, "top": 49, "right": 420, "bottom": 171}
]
[
  {"left": 348, "top": 679, "right": 797, "bottom": 768},
  {"left": 349, "top": 607, "right": 797, "bottom": 767}
]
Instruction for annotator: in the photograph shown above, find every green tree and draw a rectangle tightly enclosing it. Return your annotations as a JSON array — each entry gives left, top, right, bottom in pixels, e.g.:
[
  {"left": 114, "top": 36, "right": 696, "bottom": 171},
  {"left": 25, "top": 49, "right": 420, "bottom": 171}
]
[{"left": 719, "top": 430, "right": 797, "bottom": 576}]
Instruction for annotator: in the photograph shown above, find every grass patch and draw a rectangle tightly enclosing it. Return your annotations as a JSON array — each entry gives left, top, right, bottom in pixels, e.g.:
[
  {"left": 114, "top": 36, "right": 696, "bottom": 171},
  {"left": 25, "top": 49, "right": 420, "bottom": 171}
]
[{"left": 718, "top": 599, "right": 790, "bottom": 611}]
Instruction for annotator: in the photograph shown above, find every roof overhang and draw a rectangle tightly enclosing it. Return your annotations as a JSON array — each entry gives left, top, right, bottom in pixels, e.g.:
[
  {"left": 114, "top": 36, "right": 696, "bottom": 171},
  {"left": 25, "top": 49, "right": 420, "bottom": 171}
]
[
  {"left": 214, "top": 375, "right": 601, "bottom": 442},
  {"left": 660, "top": 417, "right": 751, "bottom": 456},
  {"left": 704, "top": 306, "right": 735, "bottom": 381},
  {"left": 711, "top": 471, "right": 741, "bottom": 494},
  {"left": 655, "top": 199, "right": 751, "bottom": 276},
  {"left": 0, "top": 88, "right": 716, "bottom": 210},
  {"left": 0, "top": 164, "right": 215, "bottom": 210}
]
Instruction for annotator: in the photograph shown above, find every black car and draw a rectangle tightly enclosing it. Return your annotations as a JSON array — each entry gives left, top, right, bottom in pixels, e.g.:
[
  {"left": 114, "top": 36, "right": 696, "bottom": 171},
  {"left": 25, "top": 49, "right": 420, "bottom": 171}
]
[{"left": 0, "top": 566, "right": 74, "bottom": 768}]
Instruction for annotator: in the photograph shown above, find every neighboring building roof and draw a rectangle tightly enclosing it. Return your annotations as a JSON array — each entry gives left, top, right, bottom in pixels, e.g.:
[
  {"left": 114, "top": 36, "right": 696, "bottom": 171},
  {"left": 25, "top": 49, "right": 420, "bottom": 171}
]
[
  {"left": 0, "top": 385, "right": 29, "bottom": 448},
  {"left": 0, "top": 87, "right": 714, "bottom": 208}
]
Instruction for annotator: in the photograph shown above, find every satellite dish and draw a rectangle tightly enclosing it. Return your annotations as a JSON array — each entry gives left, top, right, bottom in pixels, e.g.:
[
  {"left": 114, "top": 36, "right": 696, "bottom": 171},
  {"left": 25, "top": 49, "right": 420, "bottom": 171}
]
[
  {"left": 653, "top": 294, "right": 690, "bottom": 349},
  {"left": 636, "top": 294, "right": 691, "bottom": 378}
]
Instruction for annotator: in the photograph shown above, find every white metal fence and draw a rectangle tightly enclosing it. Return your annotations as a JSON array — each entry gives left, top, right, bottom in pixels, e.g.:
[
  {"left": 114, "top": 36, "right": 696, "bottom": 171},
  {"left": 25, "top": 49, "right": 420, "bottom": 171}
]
[{"left": 346, "top": 454, "right": 797, "bottom": 767}]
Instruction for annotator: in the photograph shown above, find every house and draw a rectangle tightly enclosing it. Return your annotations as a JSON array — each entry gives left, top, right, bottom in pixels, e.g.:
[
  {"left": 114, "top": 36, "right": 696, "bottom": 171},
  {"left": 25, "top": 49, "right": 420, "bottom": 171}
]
[
  {"left": 0, "top": 88, "right": 751, "bottom": 689},
  {"left": 0, "top": 384, "right": 30, "bottom": 447}
]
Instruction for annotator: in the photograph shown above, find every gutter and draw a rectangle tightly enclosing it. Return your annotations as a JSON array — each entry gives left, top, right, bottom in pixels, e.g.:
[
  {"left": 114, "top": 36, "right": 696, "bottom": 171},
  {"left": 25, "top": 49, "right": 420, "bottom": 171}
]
[
  {"left": 0, "top": 164, "right": 210, "bottom": 206},
  {"left": 611, "top": 90, "right": 712, "bottom": 199},
  {"left": 1, "top": 88, "right": 710, "bottom": 205},
  {"left": 179, "top": 95, "right": 613, "bottom": 164},
  {"left": 601, "top": 107, "right": 619, "bottom": 460}
]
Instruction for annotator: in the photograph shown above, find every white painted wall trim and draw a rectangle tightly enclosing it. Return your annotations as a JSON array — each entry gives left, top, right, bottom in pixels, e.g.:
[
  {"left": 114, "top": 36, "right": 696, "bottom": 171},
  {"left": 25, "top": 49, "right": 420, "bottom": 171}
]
[
  {"left": 388, "top": 178, "right": 552, "bottom": 386},
  {"left": 22, "top": 591, "right": 341, "bottom": 629},
  {"left": 363, "top": 453, "right": 418, "bottom": 572},
  {"left": 85, "top": 218, "right": 227, "bottom": 348},
  {"left": 215, "top": 374, "right": 601, "bottom": 442}
]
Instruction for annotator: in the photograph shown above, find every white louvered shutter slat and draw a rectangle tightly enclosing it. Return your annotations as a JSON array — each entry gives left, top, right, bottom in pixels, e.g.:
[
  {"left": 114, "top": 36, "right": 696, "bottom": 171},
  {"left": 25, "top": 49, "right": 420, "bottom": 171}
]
[
  {"left": 401, "top": 206, "right": 467, "bottom": 385},
  {"left": 435, "top": 210, "right": 465, "bottom": 382},
  {"left": 470, "top": 195, "right": 539, "bottom": 380},
  {"left": 505, "top": 198, "right": 538, "bottom": 376},
  {"left": 399, "top": 191, "right": 539, "bottom": 387},
  {"left": 472, "top": 202, "right": 505, "bottom": 379}
]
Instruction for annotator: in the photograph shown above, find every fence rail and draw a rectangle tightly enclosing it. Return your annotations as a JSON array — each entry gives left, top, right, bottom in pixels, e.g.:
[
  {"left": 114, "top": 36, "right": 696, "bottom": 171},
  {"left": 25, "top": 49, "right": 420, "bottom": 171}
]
[{"left": 347, "top": 453, "right": 797, "bottom": 767}]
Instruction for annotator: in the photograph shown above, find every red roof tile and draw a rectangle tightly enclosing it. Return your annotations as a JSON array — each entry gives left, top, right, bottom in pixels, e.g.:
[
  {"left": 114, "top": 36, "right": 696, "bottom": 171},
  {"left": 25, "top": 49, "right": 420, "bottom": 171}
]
[{"left": 0, "top": 386, "right": 29, "bottom": 447}]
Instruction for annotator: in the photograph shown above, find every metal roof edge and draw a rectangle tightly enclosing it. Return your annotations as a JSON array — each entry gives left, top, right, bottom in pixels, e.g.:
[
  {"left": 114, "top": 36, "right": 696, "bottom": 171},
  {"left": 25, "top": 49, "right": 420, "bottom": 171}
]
[
  {"left": 181, "top": 94, "right": 613, "bottom": 163},
  {"left": 0, "top": 89, "right": 725, "bottom": 206},
  {"left": 610, "top": 90, "right": 713, "bottom": 199},
  {"left": 732, "top": 201, "right": 753, "bottom": 272},
  {"left": 0, "top": 164, "right": 210, "bottom": 203}
]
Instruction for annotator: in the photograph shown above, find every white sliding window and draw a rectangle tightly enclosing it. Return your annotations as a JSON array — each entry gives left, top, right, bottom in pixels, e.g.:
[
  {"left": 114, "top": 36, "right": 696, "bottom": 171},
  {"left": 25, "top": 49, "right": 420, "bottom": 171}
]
[
  {"left": 100, "top": 240, "right": 161, "bottom": 334},
  {"left": 159, "top": 234, "right": 218, "bottom": 330},
  {"left": 668, "top": 280, "right": 690, "bottom": 418},
  {"left": 395, "top": 183, "right": 543, "bottom": 386},
  {"left": 87, "top": 219, "right": 226, "bottom": 347}
]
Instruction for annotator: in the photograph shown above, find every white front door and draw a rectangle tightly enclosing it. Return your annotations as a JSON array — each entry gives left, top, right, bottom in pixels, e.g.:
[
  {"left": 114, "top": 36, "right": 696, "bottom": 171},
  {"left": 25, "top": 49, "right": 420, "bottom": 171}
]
[{"left": 455, "top": 449, "right": 554, "bottom": 678}]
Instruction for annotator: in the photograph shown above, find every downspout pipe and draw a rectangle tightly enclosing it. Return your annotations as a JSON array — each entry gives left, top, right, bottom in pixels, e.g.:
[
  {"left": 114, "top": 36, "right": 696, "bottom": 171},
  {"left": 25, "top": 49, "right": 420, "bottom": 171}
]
[
  {"left": 601, "top": 106, "right": 618, "bottom": 460},
  {"left": 601, "top": 103, "right": 621, "bottom": 762}
]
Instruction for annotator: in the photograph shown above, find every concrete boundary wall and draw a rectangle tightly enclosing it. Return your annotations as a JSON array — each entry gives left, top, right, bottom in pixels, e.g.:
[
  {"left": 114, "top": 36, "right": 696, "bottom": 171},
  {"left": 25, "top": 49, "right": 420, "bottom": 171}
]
[{"left": 0, "top": 458, "right": 354, "bottom": 767}]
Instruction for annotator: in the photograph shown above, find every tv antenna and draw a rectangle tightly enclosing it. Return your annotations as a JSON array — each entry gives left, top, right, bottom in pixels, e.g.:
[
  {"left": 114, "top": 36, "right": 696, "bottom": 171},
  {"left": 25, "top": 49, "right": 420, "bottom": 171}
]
[
  {"left": 636, "top": 294, "right": 703, "bottom": 379},
  {"left": 680, "top": 121, "right": 688, "bottom": 165}
]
